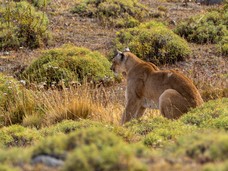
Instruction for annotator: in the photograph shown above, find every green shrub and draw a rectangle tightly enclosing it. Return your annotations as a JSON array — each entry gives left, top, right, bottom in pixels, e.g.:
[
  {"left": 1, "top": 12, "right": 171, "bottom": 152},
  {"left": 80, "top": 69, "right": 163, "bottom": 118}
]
[
  {"left": 125, "top": 116, "right": 170, "bottom": 135},
  {"left": 143, "top": 124, "right": 195, "bottom": 147},
  {"left": 71, "top": 0, "right": 151, "bottom": 28},
  {"left": 63, "top": 144, "right": 148, "bottom": 171},
  {"left": 41, "top": 119, "right": 135, "bottom": 143},
  {"left": 28, "top": 0, "right": 51, "bottom": 8},
  {"left": 175, "top": 11, "right": 228, "bottom": 44},
  {"left": 218, "top": 36, "right": 228, "bottom": 56},
  {"left": 203, "top": 161, "right": 228, "bottom": 171},
  {"left": 180, "top": 98, "right": 228, "bottom": 129},
  {"left": 21, "top": 44, "right": 114, "bottom": 87},
  {"left": 33, "top": 127, "right": 124, "bottom": 159},
  {"left": 0, "top": 73, "right": 43, "bottom": 126},
  {"left": 40, "top": 120, "right": 104, "bottom": 136},
  {"left": 167, "top": 130, "right": 228, "bottom": 163},
  {"left": 125, "top": 116, "right": 196, "bottom": 147},
  {"left": 0, "top": 125, "right": 41, "bottom": 148},
  {"left": 32, "top": 134, "right": 68, "bottom": 159},
  {"left": 0, "top": 147, "right": 32, "bottom": 166},
  {"left": 12, "top": 0, "right": 51, "bottom": 8},
  {"left": 0, "top": 1, "right": 50, "bottom": 49},
  {"left": 114, "top": 21, "right": 191, "bottom": 64},
  {"left": 0, "top": 164, "right": 20, "bottom": 171}
]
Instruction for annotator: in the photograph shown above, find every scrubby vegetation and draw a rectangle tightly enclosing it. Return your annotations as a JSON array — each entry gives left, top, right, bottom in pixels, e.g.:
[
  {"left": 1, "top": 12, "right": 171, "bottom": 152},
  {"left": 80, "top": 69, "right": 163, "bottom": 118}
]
[
  {"left": 180, "top": 98, "right": 228, "bottom": 129},
  {"left": 114, "top": 21, "right": 191, "bottom": 64},
  {"left": 0, "top": 125, "right": 41, "bottom": 148},
  {"left": 175, "top": 7, "right": 228, "bottom": 55},
  {"left": 0, "top": 1, "right": 50, "bottom": 49},
  {"left": 0, "top": 0, "right": 227, "bottom": 170},
  {"left": 21, "top": 44, "right": 114, "bottom": 87},
  {"left": 71, "top": 0, "right": 153, "bottom": 28},
  {"left": 12, "top": 0, "right": 51, "bottom": 8},
  {"left": 0, "top": 97, "right": 227, "bottom": 170},
  {"left": 166, "top": 131, "right": 228, "bottom": 163}
]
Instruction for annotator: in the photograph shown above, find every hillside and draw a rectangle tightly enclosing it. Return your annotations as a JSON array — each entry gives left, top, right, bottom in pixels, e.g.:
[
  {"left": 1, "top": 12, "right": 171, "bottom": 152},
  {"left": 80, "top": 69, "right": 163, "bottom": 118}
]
[{"left": 0, "top": 0, "right": 227, "bottom": 170}]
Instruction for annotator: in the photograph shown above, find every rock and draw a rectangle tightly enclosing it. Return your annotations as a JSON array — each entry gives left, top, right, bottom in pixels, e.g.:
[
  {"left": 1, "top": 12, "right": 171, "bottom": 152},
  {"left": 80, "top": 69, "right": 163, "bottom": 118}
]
[{"left": 31, "top": 155, "right": 64, "bottom": 167}]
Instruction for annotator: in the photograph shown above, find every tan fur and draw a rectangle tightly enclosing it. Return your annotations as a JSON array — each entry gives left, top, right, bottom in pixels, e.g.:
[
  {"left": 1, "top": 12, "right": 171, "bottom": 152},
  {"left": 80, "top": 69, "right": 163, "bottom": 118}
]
[{"left": 111, "top": 51, "right": 204, "bottom": 125}]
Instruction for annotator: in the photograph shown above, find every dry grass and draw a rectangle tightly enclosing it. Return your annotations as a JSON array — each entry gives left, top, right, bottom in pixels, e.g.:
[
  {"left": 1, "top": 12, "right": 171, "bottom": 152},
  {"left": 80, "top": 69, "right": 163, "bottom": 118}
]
[
  {"left": 20, "top": 84, "right": 125, "bottom": 127},
  {"left": 2, "top": 81, "right": 160, "bottom": 128}
]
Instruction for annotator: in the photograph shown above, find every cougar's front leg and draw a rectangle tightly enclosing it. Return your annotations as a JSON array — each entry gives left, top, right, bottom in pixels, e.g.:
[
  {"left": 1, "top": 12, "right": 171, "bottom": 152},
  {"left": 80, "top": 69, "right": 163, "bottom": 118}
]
[
  {"left": 121, "top": 79, "right": 144, "bottom": 125},
  {"left": 121, "top": 94, "right": 141, "bottom": 125}
]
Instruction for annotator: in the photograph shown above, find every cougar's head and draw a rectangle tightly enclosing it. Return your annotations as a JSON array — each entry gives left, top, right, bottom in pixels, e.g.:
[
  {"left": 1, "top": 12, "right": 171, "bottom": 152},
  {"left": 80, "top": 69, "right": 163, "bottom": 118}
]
[{"left": 110, "top": 50, "right": 127, "bottom": 75}]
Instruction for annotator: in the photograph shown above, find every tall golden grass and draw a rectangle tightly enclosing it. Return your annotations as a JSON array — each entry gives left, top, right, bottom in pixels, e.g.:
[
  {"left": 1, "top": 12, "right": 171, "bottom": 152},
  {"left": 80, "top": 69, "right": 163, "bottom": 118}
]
[
  {"left": 1, "top": 82, "right": 161, "bottom": 128},
  {"left": 5, "top": 84, "right": 124, "bottom": 128}
]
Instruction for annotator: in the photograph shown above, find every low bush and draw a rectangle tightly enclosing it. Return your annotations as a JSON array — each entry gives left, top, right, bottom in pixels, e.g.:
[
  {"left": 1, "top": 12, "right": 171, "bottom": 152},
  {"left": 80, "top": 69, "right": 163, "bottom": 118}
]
[
  {"left": 0, "top": 164, "right": 20, "bottom": 171},
  {"left": 125, "top": 116, "right": 171, "bottom": 135},
  {"left": 41, "top": 119, "right": 136, "bottom": 143},
  {"left": 175, "top": 10, "right": 228, "bottom": 45},
  {"left": 143, "top": 124, "right": 195, "bottom": 147},
  {"left": 32, "top": 127, "right": 125, "bottom": 159},
  {"left": 12, "top": 0, "right": 51, "bottom": 8},
  {"left": 0, "top": 125, "right": 41, "bottom": 148},
  {"left": 114, "top": 21, "right": 191, "bottom": 64},
  {"left": 166, "top": 130, "right": 228, "bottom": 163},
  {"left": 125, "top": 116, "right": 196, "bottom": 147},
  {"left": 28, "top": 0, "right": 51, "bottom": 8},
  {"left": 63, "top": 144, "right": 148, "bottom": 171},
  {"left": 71, "top": 0, "right": 151, "bottom": 28},
  {"left": 201, "top": 87, "right": 228, "bottom": 101},
  {"left": 203, "top": 160, "right": 228, "bottom": 171},
  {"left": 0, "top": 147, "right": 32, "bottom": 166},
  {"left": 175, "top": 7, "right": 228, "bottom": 56},
  {"left": 180, "top": 98, "right": 228, "bottom": 129},
  {"left": 41, "top": 120, "right": 105, "bottom": 136},
  {"left": 21, "top": 44, "right": 114, "bottom": 87},
  {"left": 218, "top": 36, "right": 228, "bottom": 56},
  {"left": 0, "top": 1, "right": 50, "bottom": 50}
]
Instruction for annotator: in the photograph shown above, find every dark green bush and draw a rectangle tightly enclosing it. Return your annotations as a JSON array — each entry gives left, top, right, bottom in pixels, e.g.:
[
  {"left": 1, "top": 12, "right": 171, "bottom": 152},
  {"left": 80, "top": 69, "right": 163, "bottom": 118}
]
[
  {"left": 0, "top": 1, "right": 50, "bottom": 49},
  {"left": 175, "top": 11, "right": 228, "bottom": 44},
  {"left": 114, "top": 21, "right": 191, "bottom": 64},
  {"left": 180, "top": 98, "right": 228, "bottom": 129},
  {"left": 71, "top": 0, "right": 151, "bottom": 28},
  {"left": 21, "top": 44, "right": 114, "bottom": 87}
]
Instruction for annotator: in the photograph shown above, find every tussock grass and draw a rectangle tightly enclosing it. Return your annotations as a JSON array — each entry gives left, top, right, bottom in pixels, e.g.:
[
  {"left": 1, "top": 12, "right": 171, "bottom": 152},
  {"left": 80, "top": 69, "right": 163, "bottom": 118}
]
[{"left": 1, "top": 83, "right": 123, "bottom": 128}]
